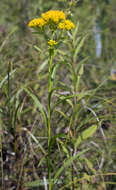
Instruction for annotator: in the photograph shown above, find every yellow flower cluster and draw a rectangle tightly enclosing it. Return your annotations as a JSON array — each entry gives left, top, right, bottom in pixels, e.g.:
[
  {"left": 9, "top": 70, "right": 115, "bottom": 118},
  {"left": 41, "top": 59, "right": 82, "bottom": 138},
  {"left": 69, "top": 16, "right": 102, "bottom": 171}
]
[
  {"left": 28, "top": 10, "right": 75, "bottom": 31},
  {"left": 48, "top": 40, "right": 57, "bottom": 46},
  {"left": 41, "top": 10, "right": 65, "bottom": 23},
  {"left": 28, "top": 18, "right": 46, "bottom": 28},
  {"left": 58, "top": 20, "right": 75, "bottom": 30}
]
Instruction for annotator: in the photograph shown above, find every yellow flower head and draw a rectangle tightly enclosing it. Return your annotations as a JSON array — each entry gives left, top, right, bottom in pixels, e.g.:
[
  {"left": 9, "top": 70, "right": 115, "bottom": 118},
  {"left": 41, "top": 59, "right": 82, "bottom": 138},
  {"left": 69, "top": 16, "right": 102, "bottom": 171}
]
[
  {"left": 28, "top": 18, "right": 46, "bottom": 28},
  {"left": 59, "top": 19, "right": 75, "bottom": 30},
  {"left": 28, "top": 10, "right": 75, "bottom": 32},
  {"left": 41, "top": 10, "right": 66, "bottom": 24},
  {"left": 48, "top": 40, "right": 57, "bottom": 46},
  {"left": 58, "top": 22, "right": 65, "bottom": 30}
]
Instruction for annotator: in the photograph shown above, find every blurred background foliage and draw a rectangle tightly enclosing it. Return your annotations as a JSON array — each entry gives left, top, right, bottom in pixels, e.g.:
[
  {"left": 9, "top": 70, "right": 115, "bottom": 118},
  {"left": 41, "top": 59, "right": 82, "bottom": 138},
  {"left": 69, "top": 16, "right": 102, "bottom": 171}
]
[
  {"left": 0, "top": 0, "right": 116, "bottom": 81},
  {"left": 0, "top": 0, "right": 116, "bottom": 189}
]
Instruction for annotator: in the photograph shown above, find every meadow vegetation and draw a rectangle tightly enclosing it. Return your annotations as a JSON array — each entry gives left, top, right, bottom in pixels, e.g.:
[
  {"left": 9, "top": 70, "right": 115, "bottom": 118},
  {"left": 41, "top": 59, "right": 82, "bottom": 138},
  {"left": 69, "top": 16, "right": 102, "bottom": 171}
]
[{"left": 0, "top": 0, "right": 116, "bottom": 190}]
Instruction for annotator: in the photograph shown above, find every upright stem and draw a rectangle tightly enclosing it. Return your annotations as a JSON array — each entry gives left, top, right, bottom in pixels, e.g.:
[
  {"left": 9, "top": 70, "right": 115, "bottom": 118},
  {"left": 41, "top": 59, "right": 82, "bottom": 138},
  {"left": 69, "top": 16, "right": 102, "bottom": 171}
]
[
  {"left": 8, "top": 63, "right": 11, "bottom": 130},
  {"left": 47, "top": 48, "right": 54, "bottom": 190},
  {"left": 71, "top": 59, "right": 78, "bottom": 190}
]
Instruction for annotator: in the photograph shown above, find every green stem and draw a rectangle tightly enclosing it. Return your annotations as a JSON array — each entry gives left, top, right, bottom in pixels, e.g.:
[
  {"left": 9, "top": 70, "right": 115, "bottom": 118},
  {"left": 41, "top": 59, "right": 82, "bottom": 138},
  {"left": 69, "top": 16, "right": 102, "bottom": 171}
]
[
  {"left": 8, "top": 63, "right": 11, "bottom": 128},
  {"left": 47, "top": 48, "right": 54, "bottom": 190}
]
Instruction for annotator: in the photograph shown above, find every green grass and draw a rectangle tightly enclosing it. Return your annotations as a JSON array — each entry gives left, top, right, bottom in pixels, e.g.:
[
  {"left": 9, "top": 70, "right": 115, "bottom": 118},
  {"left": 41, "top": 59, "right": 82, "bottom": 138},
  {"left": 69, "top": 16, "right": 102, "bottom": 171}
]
[{"left": 0, "top": 0, "right": 116, "bottom": 190}]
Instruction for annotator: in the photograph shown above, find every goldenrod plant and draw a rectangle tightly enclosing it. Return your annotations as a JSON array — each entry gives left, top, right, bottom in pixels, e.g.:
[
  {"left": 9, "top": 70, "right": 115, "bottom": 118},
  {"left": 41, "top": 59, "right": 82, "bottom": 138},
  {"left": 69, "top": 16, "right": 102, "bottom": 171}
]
[
  {"left": 0, "top": 1, "right": 116, "bottom": 190},
  {"left": 25, "top": 10, "right": 98, "bottom": 190},
  {"left": 27, "top": 10, "right": 76, "bottom": 190}
]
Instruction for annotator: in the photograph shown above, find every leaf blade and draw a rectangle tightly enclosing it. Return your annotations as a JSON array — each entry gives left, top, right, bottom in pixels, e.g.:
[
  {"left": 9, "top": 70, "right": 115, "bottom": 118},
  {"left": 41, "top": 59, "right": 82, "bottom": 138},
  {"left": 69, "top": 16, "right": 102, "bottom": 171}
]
[
  {"left": 23, "top": 87, "right": 48, "bottom": 127},
  {"left": 75, "top": 125, "right": 98, "bottom": 149}
]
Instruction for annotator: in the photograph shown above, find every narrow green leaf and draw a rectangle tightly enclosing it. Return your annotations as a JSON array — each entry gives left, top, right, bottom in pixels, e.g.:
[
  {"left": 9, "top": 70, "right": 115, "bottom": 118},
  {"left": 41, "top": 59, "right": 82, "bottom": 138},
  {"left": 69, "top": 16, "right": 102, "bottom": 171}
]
[
  {"left": 0, "top": 108, "right": 3, "bottom": 114},
  {"left": 76, "top": 56, "right": 89, "bottom": 73},
  {"left": 73, "top": 22, "right": 79, "bottom": 44},
  {"left": 28, "top": 131, "right": 46, "bottom": 155},
  {"left": 55, "top": 109, "right": 70, "bottom": 121},
  {"left": 105, "top": 182, "right": 116, "bottom": 185},
  {"left": 24, "top": 179, "right": 62, "bottom": 187},
  {"left": 24, "top": 179, "right": 46, "bottom": 187},
  {"left": 76, "top": 64, "right": 84, "bottom": 92},
  {"left": 54, "top": 148, "right": 89, "bottom": 183},
  {"left": 57, "top": 138, "right": 69, "bottom": 157},
  {"left": 38, "top": 59, "right": 48, "bottom": 73},
  {"left": 0, "top": 27, "right": 17, "bottom": 53},
  {"left": 51, "top": 64, "right": 59, "bottom": 79},
  {"left": 38, "top": 157, "right": 45, "bottom": 167},
  {"left": 83, "top": 158, "right": 96, "bottom": 174},
  {"left": 78, "top": 64, "right": 84, "bottom": 76},
  {"left": 73, "top": 36, "right": 86, "bottom": 63},
  {"left": 52, "top": 90, "right": 91, "bottom": 113},
  {"left": 66, "top": 99, "right": 73, "bottom": 108},
  {"left": 23, "top": 87, "right": 48, "bottom": 127},
  {"left": 75, "top": 125, "right": 98, "bottom": 149},
  {"left": 34, "top": 45, "right": 42, "bottom": 52},
  {"left": 0, "top": 69, "right": 16, "bottom": 89},
  {"left": 83, "top": 173, "right": 91, "bottom": 182}
]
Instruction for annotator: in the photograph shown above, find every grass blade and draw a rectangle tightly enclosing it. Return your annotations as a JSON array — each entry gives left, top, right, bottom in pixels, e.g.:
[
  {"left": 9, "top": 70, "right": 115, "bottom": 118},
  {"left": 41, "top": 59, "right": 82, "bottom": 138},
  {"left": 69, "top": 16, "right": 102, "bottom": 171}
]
[
  {"left": 0, "top": 69, "right": 16, "bottom": 89},
  {"left": 53, "top": 148, "right": 89, "bottom": 183},
  {"left": 23, "top": 87, "right": 48, "bottom": 127}
]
